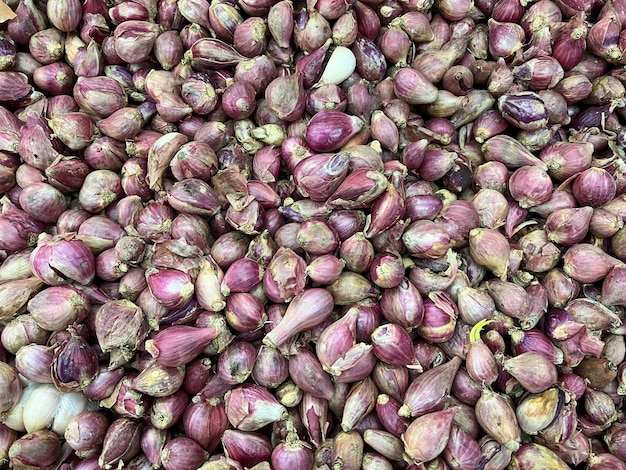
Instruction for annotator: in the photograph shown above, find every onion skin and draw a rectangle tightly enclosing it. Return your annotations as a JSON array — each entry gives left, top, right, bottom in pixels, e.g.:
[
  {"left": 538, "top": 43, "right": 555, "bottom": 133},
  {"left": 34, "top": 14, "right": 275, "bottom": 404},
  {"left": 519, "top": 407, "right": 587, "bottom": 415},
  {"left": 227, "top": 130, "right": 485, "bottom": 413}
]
[
  {"left": 476, "top": 389, "right": 521, "bottom": 453},
  {"left": 393, "top": 68, "right": 438, "bottom": 105},
  {"left": 344, "top": 379, "right": 379, "bottom": 431},
  {"left": 145, "top": 325, "right": 217, "bottom": 367},
  {"left": 305, "top": 110, "right": 364, "bottom": 152},
  {"left": 399, "top": 356, "right": 461, "bottom": 418},
  {"left": 252, "top": 345, "right": 288, "bottom": 388},
  {"left": 148, "top": 389, "right": 188, "bottom": 431},
  {"left": 333, "top": 430, "right": 364, "bottom": 469},
  {"left": 263, "top": 247, "right": 307, "bottom": 303},
  {"left": 8, "top": 430, "right": 62, "bottom": 470},
  {"left": 94, "top": 299, "right": 148, "bottom": 367},
  {"left": 161, "top": 436, "right": 209, "bottom": 470},
  {"left": 271, "top": 435, "right": 314, "bottom": 470},
  {"left": 402, "top": 408, "right": 457, "bottom": 464},
  {"left": 221, "top": 430, "right": 272, "bottom": 468},
  {"left": 294, "top": 152, "right": 351, "bottom": 202},
  {"left": 0, "top": 200, "right": 44, "bottom": 252},
  {"left": 288, "top": 347, "right": 334, "bottom": 400},
  {"left": 146, "top": 268, "right": 195, "bottom": 310},
  {"left": 224, "top": 384, "right": 288, "bottom": 431},
  {"left": 371, "top": 323, "right": 420, "bottom": 367},
  {"left": 51, "top": 331, "right": 99, "bottom": 393},
  {"left": 509, "top": 443, "right": 570, "bottom": 470},
  {"left": 65, "top": 412, "right": 109, "bottom": 455},
  {"left": 30, "top": 234, "right": 96, "bottom": 287},
  {"left": 263, "top": 288, "right": 334, "bottom": 348}
]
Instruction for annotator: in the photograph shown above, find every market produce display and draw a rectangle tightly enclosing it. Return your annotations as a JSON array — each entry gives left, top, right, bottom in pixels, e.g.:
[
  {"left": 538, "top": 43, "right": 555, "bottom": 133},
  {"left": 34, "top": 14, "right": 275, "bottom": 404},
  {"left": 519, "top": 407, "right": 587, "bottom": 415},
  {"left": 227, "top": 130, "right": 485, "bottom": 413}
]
[{"left": 0, "top": 0, "right": 626, "bottom": 468}]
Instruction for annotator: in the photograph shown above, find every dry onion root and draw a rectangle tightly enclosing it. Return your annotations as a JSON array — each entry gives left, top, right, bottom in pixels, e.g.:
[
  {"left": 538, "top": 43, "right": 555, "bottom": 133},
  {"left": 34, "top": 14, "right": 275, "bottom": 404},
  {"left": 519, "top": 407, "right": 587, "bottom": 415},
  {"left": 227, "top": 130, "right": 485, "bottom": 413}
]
[{"left": 0, "top": 0, "right": 625, "bottom": 468}]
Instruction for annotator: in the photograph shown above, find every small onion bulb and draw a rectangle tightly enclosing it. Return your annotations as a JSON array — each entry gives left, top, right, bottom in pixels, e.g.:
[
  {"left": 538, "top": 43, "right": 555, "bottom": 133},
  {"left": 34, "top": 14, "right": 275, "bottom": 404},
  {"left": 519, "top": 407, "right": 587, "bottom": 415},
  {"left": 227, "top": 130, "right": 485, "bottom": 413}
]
[
  {"left": 22, "top": 384, "right": 61, "bottom": 433},
  {"left": 315, "top": 46, "right": 356, "bottom": 87},
  {"left": 3, "top": 381, "right": 37, "bottom": 433},
  {"left": 3, "top": 381, "right": 92, "bottom": 436},
  {"left": 50, "top": 392, "right": 93, "bottom": 436}
]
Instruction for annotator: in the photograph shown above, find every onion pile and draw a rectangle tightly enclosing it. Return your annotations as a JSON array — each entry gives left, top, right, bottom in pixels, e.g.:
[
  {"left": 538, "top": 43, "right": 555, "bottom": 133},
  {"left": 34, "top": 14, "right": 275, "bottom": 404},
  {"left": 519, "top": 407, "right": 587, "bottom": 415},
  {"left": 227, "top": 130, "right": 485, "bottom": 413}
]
[{"left": 1, "top": 0, "right": 626, "bottom": 468}]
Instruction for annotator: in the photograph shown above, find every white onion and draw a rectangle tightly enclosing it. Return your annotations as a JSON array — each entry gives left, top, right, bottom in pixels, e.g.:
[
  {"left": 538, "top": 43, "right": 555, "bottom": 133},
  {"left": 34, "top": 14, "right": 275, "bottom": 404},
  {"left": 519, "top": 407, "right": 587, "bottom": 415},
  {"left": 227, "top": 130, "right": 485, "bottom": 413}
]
[{"left": 315, "top": 46, "right": 357, "bottom": 87}]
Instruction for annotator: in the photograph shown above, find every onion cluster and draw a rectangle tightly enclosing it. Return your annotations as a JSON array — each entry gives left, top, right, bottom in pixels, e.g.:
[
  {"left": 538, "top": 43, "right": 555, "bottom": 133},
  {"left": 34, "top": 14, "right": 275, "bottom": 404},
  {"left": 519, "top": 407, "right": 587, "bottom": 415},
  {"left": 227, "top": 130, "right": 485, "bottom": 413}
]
[{"left": 1, "top": 0, "right": 626, "bottom": 468}]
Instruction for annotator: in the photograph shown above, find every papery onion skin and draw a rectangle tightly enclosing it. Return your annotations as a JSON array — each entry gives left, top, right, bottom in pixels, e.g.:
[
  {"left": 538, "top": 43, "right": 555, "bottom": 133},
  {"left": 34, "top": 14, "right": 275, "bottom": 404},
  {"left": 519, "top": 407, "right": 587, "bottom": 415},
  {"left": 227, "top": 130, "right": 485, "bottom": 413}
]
[{"left": 8, "top": 430, "right": 62, "bottom": 470}]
